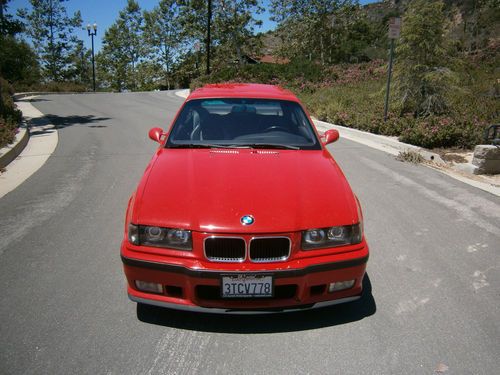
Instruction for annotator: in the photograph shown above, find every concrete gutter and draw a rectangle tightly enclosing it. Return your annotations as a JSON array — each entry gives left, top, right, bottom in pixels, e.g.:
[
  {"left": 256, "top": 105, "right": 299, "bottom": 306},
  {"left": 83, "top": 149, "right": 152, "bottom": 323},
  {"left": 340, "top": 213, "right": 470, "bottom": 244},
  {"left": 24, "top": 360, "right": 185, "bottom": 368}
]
[
  {"left": 314, "top": 119, "right": 500, "bottom": 197},
  {"left": 0, "top": 96, "right": 58, "bottom": 199}
]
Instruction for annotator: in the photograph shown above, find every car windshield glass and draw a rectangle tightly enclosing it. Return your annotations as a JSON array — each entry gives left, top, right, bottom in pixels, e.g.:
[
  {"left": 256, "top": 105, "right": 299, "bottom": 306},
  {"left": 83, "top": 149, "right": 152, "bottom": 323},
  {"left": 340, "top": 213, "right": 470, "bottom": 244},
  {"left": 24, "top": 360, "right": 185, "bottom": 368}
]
[{"left": 166, "top": 98, "right": 321, "bottom": 150}]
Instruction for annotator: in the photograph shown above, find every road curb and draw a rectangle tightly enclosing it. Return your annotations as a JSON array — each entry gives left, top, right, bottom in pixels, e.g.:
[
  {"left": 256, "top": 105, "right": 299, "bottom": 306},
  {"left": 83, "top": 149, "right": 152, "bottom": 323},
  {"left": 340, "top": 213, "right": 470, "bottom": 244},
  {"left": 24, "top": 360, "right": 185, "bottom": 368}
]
[
  {"left": 314, "top": 119, "right": 445, "bottom": 164},
  {"left": 12, "top": 90, "right": 109, "bottom": 100},
  {"left": 0, "top": 122, "right": 29, "bottom": 170}
]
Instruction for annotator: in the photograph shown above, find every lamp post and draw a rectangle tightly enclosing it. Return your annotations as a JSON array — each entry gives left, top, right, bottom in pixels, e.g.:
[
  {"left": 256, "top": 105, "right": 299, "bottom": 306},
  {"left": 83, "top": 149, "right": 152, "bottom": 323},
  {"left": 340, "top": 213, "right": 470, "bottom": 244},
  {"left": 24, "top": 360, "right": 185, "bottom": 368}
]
[
  {"left": 206, "top": 0, "right": 211, "bottom": 75},
  {"left": 87, "top": 23, "right": 97, "bottom": 92}
]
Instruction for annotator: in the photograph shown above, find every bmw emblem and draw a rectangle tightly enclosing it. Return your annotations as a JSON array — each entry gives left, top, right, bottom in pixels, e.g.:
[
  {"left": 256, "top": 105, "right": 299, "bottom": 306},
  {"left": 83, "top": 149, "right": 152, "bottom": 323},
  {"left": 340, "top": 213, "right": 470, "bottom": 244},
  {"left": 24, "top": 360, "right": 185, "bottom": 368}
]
[{"left": 240, "top": 215, "right": 255, "bottom": 226}]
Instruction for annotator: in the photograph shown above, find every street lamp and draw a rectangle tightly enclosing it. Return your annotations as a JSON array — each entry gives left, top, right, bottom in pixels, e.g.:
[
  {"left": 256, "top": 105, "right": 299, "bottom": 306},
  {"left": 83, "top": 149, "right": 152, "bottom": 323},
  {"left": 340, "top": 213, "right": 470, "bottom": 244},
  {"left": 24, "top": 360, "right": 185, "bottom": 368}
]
[{"left": 86, "top": 23, "right": 97, "bottom": 92}]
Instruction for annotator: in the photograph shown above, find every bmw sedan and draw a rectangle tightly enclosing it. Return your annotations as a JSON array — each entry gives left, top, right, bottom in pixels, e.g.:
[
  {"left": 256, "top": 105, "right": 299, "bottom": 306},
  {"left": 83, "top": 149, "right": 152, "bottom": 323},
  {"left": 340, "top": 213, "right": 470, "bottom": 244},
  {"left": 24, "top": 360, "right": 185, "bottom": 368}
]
[{"left": 121, "top": 83, "right": 369, "bottom": 313}]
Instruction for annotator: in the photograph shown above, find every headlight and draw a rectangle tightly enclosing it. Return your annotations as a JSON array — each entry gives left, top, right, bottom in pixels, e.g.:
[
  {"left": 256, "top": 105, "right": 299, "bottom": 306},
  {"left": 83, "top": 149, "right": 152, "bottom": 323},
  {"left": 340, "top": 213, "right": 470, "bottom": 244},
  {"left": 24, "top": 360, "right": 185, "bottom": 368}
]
[
  {"left": 302, "top": 224, "right": 362, "bottom": 250},
  {"left": 127, "top": 224, "right": 192, "bottom": 250},
  {"left": 128, "top": 224, "right": 139, "bottom": 245}
]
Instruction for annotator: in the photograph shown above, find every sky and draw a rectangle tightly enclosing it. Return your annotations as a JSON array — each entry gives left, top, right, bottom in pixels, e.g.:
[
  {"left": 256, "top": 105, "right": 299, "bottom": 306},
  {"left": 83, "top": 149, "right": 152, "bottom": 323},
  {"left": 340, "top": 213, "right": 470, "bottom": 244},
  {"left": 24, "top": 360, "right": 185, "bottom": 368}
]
[{"left": 7, "top": 0, "right": 380, "bottom": 52}]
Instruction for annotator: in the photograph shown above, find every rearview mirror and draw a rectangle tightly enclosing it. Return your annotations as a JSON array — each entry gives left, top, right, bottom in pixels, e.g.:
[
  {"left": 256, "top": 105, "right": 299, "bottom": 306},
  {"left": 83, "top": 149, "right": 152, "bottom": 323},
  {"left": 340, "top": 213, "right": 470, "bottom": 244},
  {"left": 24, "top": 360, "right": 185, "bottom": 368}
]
[
  {"left": 148, "top": 127, "right": 164, "bottom": 143},
  {"left": 323, "top": 129, "right": 339, "bottom": 145}
]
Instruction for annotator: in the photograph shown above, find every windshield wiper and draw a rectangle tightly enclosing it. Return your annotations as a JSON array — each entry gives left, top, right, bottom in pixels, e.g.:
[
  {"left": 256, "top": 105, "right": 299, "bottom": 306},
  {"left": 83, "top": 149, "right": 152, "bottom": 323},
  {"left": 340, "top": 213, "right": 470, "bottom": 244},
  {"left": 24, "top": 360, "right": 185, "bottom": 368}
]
[
  {"left": 168, "top": 143, "right": 251, "bottom": 149},
  {"left": 168, "top": 143, "right": 299, "bottom": 150},
  {"left": 245, "top": 143, "right": 300, "bottom": 150}
]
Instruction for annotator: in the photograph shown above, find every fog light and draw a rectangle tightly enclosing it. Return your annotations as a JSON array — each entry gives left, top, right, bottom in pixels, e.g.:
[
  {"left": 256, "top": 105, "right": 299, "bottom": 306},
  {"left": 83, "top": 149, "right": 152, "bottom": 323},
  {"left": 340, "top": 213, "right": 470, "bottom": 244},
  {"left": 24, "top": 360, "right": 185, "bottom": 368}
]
[
  {"left": 135, "top": 280, "right": 163, "bottom": 294},
  {"left": 328, "top": 280, "right": 355, "bottom": 293}
]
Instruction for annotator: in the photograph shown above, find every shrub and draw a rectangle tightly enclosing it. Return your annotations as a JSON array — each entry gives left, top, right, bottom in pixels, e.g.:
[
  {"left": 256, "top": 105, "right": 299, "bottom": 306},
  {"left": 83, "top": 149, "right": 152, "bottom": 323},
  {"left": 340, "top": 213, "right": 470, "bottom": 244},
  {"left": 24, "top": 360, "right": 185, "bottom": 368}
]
[
  {"left": 398, "top": 116, "right": 486, "bottom": 149},
  {"left": 0, "top": 77, "right": 22, "bottom": 148},
  {"left": 14, "top": 81, "right": 87, "bottom": 93}
]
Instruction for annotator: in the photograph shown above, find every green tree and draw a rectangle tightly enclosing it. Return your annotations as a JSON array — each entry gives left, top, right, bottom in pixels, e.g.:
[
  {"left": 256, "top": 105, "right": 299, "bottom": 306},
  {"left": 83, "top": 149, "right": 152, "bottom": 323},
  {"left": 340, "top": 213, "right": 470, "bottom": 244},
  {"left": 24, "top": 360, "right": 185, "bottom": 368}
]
[
  {"left": 68, "top": 39, "right": 91, "bottom": 86},
  {"left": 1, "top": 0, "right": 23, "bottom": 35},
  {"left": 0, "top": 36, "right": 40, "bottom": 86},
  {"left": 0, "top": 1, "right": 24, "bottom": 148},
  {"left": 394, "top": 0, "right": 457, "bottom": 116},
  {"left": 0, "top": 0, "right": 40, "bottom": 87},
  {"left": 214, "top": 0, "right": 263, "bottom": 65},
  {"left": 17, "top": 0, "right": 82, "bottom": 82},
  {"left": 178, "top": 0, "right": 209, "bottom": 44},
  {"left": 98, "top": 0, "right": 144, "bottom": 91},
  {"left": 178, "top": 0, "right": 263, "bottom": 71},
  {"left": 143, "top": 0, "right": 183, "bottom": 90},
  {"left": 270, "top": 0, "right": 373, "bottom": 64},
  {"left": 119, "top": 0, "right": 143, "bottom": 90},
  {"left": 136, "top": 60, "right": 164, "bottom": 90},
  {"left": 97, "top": 24, "right": 128, "bottom": 91}
]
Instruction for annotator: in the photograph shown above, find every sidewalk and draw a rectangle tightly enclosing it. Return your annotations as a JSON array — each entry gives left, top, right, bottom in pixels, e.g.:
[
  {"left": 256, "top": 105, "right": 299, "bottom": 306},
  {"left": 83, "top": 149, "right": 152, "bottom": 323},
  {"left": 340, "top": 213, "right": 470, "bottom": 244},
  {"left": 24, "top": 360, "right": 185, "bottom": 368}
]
[{"left": 0, "top": 96, "right": 58, "bottom": 199}]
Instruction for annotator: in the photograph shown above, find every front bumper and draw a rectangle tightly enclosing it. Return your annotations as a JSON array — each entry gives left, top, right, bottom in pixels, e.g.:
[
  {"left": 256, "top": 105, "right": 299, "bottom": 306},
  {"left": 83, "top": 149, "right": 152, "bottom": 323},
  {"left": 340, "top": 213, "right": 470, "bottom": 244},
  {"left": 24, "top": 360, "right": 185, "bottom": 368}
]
[{"left": 121, "top": 241, "right": 369, "bottom": 313}]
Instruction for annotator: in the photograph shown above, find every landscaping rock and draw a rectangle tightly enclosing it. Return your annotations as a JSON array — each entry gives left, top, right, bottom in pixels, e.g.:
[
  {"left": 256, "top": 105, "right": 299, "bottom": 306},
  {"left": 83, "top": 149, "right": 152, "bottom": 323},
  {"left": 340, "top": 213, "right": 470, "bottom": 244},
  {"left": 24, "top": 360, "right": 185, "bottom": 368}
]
[
  {"left": 473, "top": 145, "right": 500, "bottom": 160},
  {"left": 472, "top": 145, "right": 500, "bottom": 174}
]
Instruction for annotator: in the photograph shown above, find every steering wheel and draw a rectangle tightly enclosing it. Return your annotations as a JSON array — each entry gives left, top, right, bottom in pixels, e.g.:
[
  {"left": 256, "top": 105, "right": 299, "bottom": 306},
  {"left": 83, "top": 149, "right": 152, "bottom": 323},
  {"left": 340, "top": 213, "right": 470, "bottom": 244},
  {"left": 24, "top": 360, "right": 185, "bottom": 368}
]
[{"left": 263, "top": 126, "right": 289, "bottom": 132}]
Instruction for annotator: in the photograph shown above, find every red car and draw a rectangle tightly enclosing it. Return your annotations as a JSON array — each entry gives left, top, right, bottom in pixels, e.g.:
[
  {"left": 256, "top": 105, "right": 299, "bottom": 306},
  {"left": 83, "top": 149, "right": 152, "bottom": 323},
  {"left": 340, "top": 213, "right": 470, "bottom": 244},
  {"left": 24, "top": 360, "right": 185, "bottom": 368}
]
[{"left": 121, "top": 83, "right": 369, "bottom": 313}]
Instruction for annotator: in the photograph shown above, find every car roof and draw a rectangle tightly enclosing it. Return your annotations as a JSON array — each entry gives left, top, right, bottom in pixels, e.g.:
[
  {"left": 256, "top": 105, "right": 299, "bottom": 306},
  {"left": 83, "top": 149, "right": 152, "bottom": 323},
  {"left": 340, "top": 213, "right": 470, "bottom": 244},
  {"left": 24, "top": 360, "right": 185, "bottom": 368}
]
[{"left": 187, "top": 83, "right": 300, "bottom": 102}]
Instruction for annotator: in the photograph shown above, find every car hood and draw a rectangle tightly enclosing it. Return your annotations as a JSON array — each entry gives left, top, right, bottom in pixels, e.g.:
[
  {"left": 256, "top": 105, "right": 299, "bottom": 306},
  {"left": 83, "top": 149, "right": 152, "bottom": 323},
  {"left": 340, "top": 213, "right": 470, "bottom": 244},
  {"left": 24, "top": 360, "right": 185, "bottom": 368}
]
[{"left": 134, "top": 148, "right": 358, "bottom": 233}]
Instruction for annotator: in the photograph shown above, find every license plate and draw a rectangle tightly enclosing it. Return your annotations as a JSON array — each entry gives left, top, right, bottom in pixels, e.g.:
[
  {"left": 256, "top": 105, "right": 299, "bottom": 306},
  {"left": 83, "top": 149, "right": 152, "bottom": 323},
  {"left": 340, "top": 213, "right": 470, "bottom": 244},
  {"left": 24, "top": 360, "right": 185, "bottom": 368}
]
[{"left": 221, "top": 274, "right": 273, "bottom": 298}]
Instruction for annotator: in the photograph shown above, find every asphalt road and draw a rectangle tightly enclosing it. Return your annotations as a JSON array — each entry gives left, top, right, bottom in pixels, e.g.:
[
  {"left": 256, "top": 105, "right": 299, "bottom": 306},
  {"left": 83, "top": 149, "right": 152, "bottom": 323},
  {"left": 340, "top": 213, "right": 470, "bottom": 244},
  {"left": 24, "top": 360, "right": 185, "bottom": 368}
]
[{"left": 0, "top": 91, "right": 499, "bottom": 375}]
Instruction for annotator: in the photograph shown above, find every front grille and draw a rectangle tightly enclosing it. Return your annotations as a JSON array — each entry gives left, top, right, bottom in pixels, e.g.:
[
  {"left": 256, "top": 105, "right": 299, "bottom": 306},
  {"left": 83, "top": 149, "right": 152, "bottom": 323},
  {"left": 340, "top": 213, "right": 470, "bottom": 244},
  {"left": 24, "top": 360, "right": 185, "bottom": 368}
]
[
  {"left": 204, "top": 237, "right": 245, "bottom": 262},
  {"left": 249, "top": 237, "right": 291, "bottom": 262},
  {"left": 196, "top": 284, "right": 297, "bottom": 301}
]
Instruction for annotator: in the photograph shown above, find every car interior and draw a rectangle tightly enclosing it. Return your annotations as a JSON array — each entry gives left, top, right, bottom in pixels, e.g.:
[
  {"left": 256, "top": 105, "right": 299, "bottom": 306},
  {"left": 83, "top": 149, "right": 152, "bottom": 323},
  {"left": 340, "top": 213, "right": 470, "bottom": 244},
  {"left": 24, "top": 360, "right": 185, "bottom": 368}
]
[{"left": 169, "top": 99, "right": 318, "bottom": 146}]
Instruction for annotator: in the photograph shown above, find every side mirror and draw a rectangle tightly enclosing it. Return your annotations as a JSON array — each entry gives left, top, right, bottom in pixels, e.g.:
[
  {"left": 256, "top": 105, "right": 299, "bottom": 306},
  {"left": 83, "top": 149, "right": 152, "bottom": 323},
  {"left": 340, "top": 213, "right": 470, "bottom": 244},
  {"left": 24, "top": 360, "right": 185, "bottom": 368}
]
[
  {"left": 148, "top": 127, "right": 164, "bottom": 143},
  {"left": 323, "top": 129, "right": 339, "bottom": 145}
]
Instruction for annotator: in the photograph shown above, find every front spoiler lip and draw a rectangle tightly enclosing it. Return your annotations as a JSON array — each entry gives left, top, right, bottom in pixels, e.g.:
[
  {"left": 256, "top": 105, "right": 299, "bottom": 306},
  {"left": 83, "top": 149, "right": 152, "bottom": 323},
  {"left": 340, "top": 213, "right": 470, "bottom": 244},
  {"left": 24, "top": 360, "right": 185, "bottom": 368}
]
[
  {"left": 121, "top": 254, "right": 369, "bottom": 279},
  {"left": 130, "top": 294, "right": 361, "bottom": 314}
]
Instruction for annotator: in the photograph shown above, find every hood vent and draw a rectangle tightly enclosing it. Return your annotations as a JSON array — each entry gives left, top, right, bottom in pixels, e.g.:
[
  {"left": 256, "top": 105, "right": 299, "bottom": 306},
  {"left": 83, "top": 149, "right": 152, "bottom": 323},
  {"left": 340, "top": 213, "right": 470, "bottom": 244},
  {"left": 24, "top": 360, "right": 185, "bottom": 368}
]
[
  {"left": 209, "top": 150, "right": 240, "bottom": 154},
  {"left": 208, "top": 149, "right": 280, "bottom": 156},
  {"left": 251, "top": 150, "right": 280, "bottom": 156}
]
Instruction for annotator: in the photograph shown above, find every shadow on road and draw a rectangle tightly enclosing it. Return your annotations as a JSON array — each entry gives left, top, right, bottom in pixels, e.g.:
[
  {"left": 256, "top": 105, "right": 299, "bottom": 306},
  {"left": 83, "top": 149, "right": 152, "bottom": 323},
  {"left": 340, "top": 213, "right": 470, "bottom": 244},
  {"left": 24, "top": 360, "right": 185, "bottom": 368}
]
[
  {"left": 21, "top": 97, "right": 51, "bottom": 102},
  {"left": 45, "top": 114, "right": 110, "bottom": 128},
  {"left": 136, "top": 274, "right": 376, "bottom": 333}
]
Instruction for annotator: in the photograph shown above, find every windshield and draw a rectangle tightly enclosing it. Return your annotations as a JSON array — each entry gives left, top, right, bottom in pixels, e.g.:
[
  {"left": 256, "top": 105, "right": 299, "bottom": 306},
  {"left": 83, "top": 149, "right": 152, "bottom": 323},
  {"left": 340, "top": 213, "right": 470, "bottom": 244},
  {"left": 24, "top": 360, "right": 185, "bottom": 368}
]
[{"left": 166, "top": 98, "right": 321, "bottom": 150}]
